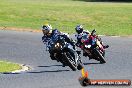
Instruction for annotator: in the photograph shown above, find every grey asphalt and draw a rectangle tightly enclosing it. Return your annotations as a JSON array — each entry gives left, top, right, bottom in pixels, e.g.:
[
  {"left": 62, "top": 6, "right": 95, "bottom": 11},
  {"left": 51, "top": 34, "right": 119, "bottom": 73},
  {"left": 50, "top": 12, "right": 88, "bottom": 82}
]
[{"left": 0, "top": 30, "right": 132, "bottom": 88}]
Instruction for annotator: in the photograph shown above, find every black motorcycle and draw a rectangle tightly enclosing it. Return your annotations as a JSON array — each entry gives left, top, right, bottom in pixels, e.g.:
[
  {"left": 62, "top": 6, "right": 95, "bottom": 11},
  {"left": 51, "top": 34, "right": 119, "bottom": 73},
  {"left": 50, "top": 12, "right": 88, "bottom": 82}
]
[{"left": 50, "top": 35, "right": 83, "bottom": 71}]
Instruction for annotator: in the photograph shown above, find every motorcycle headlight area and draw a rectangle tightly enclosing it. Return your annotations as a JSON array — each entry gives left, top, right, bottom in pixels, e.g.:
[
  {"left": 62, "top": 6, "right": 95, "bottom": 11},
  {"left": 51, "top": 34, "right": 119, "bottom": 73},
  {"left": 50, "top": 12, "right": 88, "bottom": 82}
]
[
  {"left": 85, "top": 45, "right": 91, "bottom": 48},
  {"left": 55, "top": 43, "right": 62, "bottom": 48}
]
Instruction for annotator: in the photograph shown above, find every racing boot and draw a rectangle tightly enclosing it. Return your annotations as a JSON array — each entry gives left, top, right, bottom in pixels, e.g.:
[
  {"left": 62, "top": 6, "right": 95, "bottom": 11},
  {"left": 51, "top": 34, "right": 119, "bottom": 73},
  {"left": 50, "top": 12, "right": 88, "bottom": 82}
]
[
  {"left": 62, "top": 63, "right": 66, "bottom": 67},
  {"left": 50, "top": 54, "right": 56, "bottom": 60},
  {"left": 103, "top": 45, "right": 109, "bottom": 49},
  {"left": 83, "top": 51, "right": 88, "bottom": 57}
]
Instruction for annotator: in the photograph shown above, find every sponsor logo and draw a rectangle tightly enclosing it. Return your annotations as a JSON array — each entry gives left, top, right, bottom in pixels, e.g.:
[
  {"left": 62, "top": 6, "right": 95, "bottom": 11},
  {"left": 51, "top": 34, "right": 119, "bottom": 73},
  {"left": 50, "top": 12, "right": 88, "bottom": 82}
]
[{"left": 79, "top": 68, "right": 131, "bottom": 86}]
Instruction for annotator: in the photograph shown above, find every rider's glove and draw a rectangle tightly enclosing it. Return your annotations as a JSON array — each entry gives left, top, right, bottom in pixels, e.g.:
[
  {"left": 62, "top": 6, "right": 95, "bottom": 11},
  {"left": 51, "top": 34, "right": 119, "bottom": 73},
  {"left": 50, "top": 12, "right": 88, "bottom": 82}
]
[{"left": 76, "top": 43, "right": 81, "bottom": 47}]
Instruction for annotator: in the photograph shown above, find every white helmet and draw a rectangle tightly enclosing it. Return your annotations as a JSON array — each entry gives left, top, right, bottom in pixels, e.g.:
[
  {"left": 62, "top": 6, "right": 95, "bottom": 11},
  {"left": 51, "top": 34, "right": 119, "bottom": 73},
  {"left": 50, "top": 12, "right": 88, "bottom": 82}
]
[
  {"left": 42, "top": 24, "right": 52, "bottom": 35},
  {"left": 42, "top": 24, "right": 52, "bottom": 31}
]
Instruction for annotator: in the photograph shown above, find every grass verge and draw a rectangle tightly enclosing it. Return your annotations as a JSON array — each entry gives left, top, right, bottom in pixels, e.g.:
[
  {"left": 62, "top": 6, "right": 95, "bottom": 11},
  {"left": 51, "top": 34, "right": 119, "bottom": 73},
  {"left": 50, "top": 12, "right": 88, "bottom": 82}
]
[
  {"left": 0, "top": 0, "right": 132, "bottom": 36},
  {"left": 0, "top": 61, "right": 22, "bottom": 72}
]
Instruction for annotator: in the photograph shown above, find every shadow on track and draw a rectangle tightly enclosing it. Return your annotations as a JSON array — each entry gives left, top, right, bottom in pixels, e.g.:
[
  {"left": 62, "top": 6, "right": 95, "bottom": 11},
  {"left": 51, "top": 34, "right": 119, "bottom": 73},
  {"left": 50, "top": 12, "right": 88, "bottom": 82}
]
[
  {"left": 28, "top": 64, "right": 70, "bottom": 73},
  {"left": 38, "top": 64, "right": 62, "bottom": 68},
  {"left": 83, "top": 62, "right": 101, "bottom": 65},
  {"left": 1, "top": 69, "right": 70, "bottom": 74},
  {"left": 27, "top": 69, "right": 70, "bottom": 74},
  {"left": 2, "top": 72, "right": 20, "bottom": 74}
]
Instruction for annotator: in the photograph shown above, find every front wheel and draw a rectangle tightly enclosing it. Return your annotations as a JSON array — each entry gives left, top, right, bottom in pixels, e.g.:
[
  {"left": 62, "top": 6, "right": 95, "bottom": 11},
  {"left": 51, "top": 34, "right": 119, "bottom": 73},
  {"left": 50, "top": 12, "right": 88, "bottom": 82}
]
[
  {"left": 77, "top": 55, "right": 83, "bottom": 70},
  {"left": 64, "top": 52, "right": 77, "bottom": 71},
  {"left": 77, "top": 63, "right": 83, "bottom": 70},
  {"left": 93, "top": 49, "right": 106, "bottom": 64}
]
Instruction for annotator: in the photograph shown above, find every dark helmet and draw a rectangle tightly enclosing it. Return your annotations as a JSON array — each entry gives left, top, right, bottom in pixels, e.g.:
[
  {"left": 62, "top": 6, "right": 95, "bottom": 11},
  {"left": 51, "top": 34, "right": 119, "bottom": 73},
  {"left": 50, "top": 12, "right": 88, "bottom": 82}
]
[
  {"left": 91, "top": 29, "right": 96, "bottom": 36},
  {"left": 51, "top": 29, "right": 60, "bottom": 36},
  {"left": 75, "top": 25, "right": 83, "bottom": 34}
]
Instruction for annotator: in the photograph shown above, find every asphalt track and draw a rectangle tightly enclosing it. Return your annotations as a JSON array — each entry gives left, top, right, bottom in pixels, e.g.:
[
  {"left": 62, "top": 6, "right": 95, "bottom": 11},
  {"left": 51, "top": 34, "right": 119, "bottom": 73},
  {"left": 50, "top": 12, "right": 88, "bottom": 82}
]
[{"left": 0, "top": 30, "right": 132, "bottom": 88}]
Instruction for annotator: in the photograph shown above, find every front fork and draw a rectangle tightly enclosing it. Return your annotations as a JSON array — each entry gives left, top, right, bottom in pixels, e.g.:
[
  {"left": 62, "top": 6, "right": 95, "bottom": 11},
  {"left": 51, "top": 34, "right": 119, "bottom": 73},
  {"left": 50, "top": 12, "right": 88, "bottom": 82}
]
[{"left": 76, "top": 51, "right": 82, "bottom": 64}]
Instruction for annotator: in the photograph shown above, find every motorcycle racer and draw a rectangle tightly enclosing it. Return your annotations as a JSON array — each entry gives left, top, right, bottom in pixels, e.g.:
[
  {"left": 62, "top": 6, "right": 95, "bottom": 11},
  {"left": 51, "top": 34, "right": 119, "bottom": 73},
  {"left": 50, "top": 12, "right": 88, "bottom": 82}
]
[
  {"left": 42, "top": 24, "right": 76, "bottom": 66},
  {"left": 75, "top": 25, "right": 109, "bottom": 57}
]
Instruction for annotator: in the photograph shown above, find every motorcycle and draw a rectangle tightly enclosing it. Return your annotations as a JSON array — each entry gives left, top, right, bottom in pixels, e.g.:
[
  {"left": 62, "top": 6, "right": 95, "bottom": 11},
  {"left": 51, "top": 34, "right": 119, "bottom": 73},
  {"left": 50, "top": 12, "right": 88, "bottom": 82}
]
[
  {"left": 49, "top": 35, "right": 83, "bottom": 71},
  {"left": 81, "top": 30, "right": 106, "bottom": 64}
]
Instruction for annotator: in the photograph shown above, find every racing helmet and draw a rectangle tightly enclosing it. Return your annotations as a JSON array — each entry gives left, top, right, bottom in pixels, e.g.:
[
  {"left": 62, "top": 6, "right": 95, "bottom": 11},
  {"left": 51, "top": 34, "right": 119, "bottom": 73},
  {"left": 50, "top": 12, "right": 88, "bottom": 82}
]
[
  {"left": 75, "top": 25, "right": 83, "bottom": 34},
  {"left": 91, "top": 29, "right": 96, "bottom": 36},
  {"left": 42, "top": 24, "right": 52, "bottom": 35}
]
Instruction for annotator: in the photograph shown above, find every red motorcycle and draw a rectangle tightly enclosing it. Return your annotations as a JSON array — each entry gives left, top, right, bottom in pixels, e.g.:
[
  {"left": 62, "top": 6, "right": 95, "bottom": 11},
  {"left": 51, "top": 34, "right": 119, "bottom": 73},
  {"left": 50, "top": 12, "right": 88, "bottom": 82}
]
[{"left": 80, "top": 30, "right": 106, "bottom": 64}]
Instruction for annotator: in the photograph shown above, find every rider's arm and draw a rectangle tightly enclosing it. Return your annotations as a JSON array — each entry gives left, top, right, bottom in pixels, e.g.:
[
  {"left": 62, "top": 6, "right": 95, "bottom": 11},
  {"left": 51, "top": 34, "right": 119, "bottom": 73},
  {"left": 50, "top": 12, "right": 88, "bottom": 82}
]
[
  {"left": 42, "top": 35, "right": 50, "bottom": 43},
  {"left": 60, "top": 34, "right": 75, "bottom": 49},
  {"left": 75, "top": 34, "right": 82, "bottom": 47}
]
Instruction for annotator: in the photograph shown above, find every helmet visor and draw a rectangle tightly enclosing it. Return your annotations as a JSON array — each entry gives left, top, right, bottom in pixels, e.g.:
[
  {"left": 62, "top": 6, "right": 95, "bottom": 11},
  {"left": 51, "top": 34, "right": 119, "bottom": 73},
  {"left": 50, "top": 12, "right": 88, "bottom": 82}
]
[{"left": 42, "top": 30, "right": 49, "bottom": 35}]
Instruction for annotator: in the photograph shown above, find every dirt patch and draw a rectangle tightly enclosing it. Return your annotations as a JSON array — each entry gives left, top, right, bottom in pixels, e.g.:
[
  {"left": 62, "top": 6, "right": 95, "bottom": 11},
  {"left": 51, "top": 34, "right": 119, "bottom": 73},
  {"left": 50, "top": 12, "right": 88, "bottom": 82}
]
[
  {"left": 0, "top": 26, "right": 132, "bottom": 37},
  {"left": 0, "top": 27, "right": 42, "bottom": 33}
]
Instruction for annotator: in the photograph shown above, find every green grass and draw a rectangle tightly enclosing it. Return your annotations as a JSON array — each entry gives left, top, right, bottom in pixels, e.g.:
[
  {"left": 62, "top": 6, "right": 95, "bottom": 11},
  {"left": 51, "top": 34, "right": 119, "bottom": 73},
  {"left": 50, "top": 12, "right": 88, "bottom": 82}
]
[
  {"left": 0, "top": 0, "right": 132, "bottom": 35},
  {"left": 0, "top": 61, "right": 21, "bottom": 72}
]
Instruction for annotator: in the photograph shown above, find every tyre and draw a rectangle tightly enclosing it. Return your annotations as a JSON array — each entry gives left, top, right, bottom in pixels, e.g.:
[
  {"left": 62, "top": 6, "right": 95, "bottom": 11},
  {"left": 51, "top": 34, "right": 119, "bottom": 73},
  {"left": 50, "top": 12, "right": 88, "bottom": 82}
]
[
  {"left": 77, "top": 63, "right": 83, "bottom": 70},
  {"left": 64, "top": 52, "right": 77, "bottom": 71},
  {"left": 94, "top": 49, "right": 106, "bottom": 64}
]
